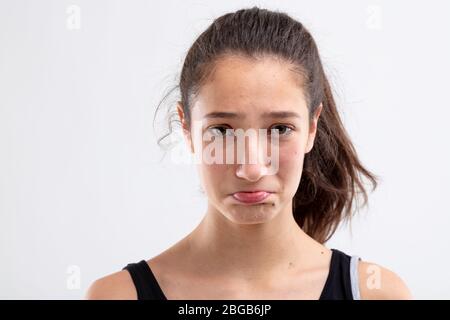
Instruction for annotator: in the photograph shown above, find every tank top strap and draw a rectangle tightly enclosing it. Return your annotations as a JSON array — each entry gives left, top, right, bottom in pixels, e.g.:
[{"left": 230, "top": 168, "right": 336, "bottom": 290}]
[
  {"left": 319, "top": 248, "right": 361, "bottom": 300},
  {"left": 123, "top": 250, "right": 361, "bottom": 300},
  {"left": 122, "top": 260, "right": 167, "bottom": 300}
]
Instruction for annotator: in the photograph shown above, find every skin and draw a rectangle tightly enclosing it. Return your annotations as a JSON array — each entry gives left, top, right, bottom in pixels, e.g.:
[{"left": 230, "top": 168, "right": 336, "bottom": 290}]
[{"left": 86, "top": 55, "right": 413, "bottom": 300}]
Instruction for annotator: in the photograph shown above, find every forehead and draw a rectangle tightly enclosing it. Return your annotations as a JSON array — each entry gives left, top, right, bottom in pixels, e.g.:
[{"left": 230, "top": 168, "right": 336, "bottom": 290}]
[{"left": 193, "top": 55, "right": 308, "bottom": 118}]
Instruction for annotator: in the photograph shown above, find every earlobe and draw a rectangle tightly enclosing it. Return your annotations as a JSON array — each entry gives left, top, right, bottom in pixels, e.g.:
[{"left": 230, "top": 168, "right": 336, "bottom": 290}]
[{"left": 305, "top": 135, "right": 314, "bottom": 154}]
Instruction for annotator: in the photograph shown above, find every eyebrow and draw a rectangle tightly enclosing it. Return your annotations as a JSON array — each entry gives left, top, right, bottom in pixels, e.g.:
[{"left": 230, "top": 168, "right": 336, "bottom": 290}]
[{"left": 204, "top": 111, "right": 301, "bottom": 119}]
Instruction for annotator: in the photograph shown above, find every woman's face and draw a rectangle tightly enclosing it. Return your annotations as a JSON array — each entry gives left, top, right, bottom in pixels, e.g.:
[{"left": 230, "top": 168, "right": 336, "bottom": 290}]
[{"left": 178, "top": 55, "right": 322, "bottom": 224}]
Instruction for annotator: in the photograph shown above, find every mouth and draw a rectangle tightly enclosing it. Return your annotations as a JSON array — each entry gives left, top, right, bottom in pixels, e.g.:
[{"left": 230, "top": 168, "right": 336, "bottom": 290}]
[{"left": 231, "top": 191, "right": 273, "bottom": 204}]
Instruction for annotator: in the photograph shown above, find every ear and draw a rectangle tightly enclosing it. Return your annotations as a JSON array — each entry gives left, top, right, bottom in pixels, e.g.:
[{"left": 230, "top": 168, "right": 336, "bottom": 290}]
[
  {"left": 305, "top": 103, "right": 323, "bottom": 154},
  {"left": 176, "top": 102, "right": 194, "bottom": 153}
]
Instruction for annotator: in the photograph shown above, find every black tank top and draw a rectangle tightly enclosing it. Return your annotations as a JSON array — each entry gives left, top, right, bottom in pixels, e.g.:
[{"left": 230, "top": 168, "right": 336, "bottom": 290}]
[{"left": 122, "top": 248, "right": 358, "bottom": 300}]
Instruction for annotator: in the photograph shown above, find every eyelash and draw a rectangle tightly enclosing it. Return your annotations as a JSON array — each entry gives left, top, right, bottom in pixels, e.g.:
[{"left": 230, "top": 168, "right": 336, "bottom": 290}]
[{"left": 207, "top": 124, "right": 294, "bottom": 137}]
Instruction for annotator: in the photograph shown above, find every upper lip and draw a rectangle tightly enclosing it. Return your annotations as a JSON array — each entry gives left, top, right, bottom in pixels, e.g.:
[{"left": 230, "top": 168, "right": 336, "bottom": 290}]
[{"left": 232, "top": 190, "right": 274, "bottom": 194}]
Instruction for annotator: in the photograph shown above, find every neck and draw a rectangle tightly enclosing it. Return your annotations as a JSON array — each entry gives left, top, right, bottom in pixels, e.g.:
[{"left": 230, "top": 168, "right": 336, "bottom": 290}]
[{"left": 185, "top": 201, "right": 320, "bottom": 280}]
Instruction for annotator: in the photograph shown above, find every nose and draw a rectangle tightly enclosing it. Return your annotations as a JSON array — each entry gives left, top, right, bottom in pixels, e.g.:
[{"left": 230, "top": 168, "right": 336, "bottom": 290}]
[
  {"left": 236, "top": 163, "right": 271, "bottom": 182},
  {"left": 235, "top": 134, "right": 271, "bottom": 182}
]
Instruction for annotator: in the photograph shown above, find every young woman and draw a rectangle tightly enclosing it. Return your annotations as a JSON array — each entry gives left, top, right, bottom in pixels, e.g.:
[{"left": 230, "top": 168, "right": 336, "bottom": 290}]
[{"left": 86, "top": 7, "right": 412, "bottom": 300}]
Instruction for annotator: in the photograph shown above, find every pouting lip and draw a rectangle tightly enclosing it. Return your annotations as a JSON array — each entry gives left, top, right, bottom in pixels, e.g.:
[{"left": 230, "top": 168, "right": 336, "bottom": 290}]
[
  {"left": 231, "top": 190, "right": 275, "bottom": 194},
  {"left": 231, "top": 190, "right": 273, "bottom": 204},
  {"left": 230, "top": 190, "right": 275, "bottom": 196}
]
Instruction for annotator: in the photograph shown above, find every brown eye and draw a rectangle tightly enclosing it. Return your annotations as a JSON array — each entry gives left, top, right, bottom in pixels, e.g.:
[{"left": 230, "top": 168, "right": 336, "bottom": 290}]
[
  {"left": 208, "top": 126, "right": 234, "bottom": 137},
  {"left": 270, "top": 125, "right": 293, "bottom": 136}
]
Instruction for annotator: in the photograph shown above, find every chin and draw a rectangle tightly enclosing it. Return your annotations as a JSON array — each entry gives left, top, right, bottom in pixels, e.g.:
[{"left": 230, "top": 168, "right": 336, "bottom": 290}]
[{"left": 223, "top": 204, "right": 278, "bottom": 225}]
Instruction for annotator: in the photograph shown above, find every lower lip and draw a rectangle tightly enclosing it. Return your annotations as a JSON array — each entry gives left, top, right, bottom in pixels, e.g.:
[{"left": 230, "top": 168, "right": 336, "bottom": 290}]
[{"left": 232, "top": 191, "right": 272, "bottom": 204}]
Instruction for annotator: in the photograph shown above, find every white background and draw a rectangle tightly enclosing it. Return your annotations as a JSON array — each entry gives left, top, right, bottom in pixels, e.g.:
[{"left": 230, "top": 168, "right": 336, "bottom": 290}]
[{"left": 1, "top": 0, "right": 449, "bottom": 299}]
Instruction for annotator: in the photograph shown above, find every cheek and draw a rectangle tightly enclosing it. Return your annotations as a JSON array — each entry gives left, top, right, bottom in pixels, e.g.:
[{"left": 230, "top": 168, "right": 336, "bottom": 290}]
[
  {"left": 278, "top": 143, "right": 303, "bottom": 167},
  {"left": 197, "top": 163, "right": 226, "bottom": 192},
  {"left": 203, "top": 163, "right": 227, "bottom": 176},
  {"left": 277, "top": 143, "right": 305, "bottom": 183}
]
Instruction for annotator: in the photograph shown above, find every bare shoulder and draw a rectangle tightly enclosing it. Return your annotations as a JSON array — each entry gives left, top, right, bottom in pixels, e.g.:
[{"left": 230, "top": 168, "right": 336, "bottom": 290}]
[
  {"left": 85, "top": 269, "right": 137, "bottom": 300},
  {"left": 357, "top": 259, "right": 413, "bottom": 300}
]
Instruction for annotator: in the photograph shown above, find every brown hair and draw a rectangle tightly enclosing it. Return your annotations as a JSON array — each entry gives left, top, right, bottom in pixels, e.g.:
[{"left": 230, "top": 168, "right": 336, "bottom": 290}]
[{"left": 154, "top": 6, "right": 378, "bottom": 244}]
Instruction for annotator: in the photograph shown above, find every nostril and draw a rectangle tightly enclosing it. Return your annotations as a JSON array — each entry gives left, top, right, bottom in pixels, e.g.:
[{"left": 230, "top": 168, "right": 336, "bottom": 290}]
[{"left": 235, "top": 163, "right": 269, "bottom": 181}]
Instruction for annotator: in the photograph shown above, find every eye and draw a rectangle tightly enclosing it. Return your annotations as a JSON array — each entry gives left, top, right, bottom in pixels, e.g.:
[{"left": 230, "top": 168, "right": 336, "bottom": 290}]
[
  {"left": 208, "top": 126, "right": 234, "bottom": 137},
  {"left": 269, "top": 124, "right": 293, "bottom": 136}
]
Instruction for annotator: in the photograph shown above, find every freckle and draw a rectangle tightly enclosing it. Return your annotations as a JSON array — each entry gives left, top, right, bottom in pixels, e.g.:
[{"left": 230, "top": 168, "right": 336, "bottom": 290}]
[{"left": 321, "top": 251, "right": 324, "bottom": 254}]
